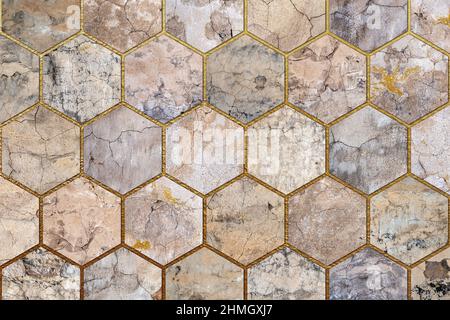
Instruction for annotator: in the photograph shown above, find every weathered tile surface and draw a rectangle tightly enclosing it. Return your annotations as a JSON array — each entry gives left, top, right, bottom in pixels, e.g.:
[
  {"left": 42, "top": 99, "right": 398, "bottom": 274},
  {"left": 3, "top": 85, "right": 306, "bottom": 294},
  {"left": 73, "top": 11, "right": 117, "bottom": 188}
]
[
  {"left": 0, "top": 35, "right": 39, "bottom": 123},
  {"left": 289, "top": 177, "right": 366, "bottom": 265},
  {"left": 166, "top": 106, "right": 244, "bottom": 194},
  {"left": 0, "top": 177, "right": 39, "bottom": 264},
  {"left": 370, "top": 177, "right": 448, "bottom": 265},
  {"left": 84, "top": 0, "right": 162, "bottom": 52},
  {"left": 1, "top": 248, "right": 80, "bottom": 300},
  {"left": 288, "top": 35, "right": 366, "bottom": 122},
  {"left": 330, "top": 248, "right": 407, "bottom": 300},
  {"left": 248, "top": 248, "right": 325, "bottom": 300},
  {"left": 248, "top": 106, "right": 325, "bottom": 193},
  {"left": 371, "top": 35, "right": 448, "bottom": 123},
  {"left": 248, "top": 0, "right": 325, "bottom": 52},
  {"left": 2, "top": 106, "right": 80, "bottom": 193},
  {"left": 84, "top": 106, "right": 162, "bottom": 194},
  {"left": 1, "top": 0, "right": 80, "bottom": 52},
  {"left": 125, "top": 35, "right": 202, "bottom": 123},
  {"left": 125, "top": 177, "right": 203, "bottom": 265},
  {"left": 207, "top": 35, "right": 284, "bottom": 123},
  {"left": 206, "top": 177, "right": 284, "bottom": 264},
  {"left": 166, "top": 248, "right": 243, "bottom": 300},
  {"left": 412, "top": 107, "right": 450, "bottom": 194},
  {"left": 43, "top": 35, "right": 121, "bottom": 123},
  {"left": 330, "top": 0, "right": 408, "bottom": 52},
  {"left": 43, "top": 178, "right": 121, "bottom": 265},
  {"left": 166, "top": 0, "right": 243, "bottom": 52},
  {"left": 330, "top": 107, "right": 407, "bottom": 194},
  {"left": 84, "top": 248, "right": 162, "bottom": 300}
]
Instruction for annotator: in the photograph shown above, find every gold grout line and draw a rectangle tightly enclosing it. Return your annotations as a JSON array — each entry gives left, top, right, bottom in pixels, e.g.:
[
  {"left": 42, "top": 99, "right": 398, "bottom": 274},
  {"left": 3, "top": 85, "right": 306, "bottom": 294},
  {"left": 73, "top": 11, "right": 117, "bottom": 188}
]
[
  {"left": 120, "top": 198, "right": 126, "bottom": 244},
  {"left": 325, "top": 0, "right": 330, "bottom": 33},
  {"left": 284, "top": 197, "right": 289, "bottom": 243},
  {"left": 243, "top": 267, "right": 248, "bottom": 300},
  {"left": 407, "top": 269, "right": 412, "bottom": 300},
  {"left": 80, "top": 267, "right": 84, "bottom": 300},
  {"left": 202, "top": 197, "right": 207, "bottom": 244},
  {"left": 161, "top": 266, "right": 166, "bottom": 300},
  {"left": 407, "top": 127, "right": 412, "bottom": 173},
  {"left": 325, "top": 268, "right": 330, "bottom": 300},
  {"left": 366, "top": 197, "right": 371, "bottom": 245},
  {"left": 407, "top": 0, "right": 411, "bottom": 33},
  {"left": 39, "top": 197, "right": 44, "bottom": 245}
]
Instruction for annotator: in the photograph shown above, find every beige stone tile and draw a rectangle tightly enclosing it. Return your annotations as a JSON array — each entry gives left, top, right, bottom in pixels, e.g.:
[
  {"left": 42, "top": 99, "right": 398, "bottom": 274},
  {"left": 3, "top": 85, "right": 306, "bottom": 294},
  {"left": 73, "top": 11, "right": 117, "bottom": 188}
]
[
  {"left": 370, "top": 177, "right": 448, "bottom": 265},
  {"left": 125, "top": 177, "right": 203, "bottom": 265},
  {"left": 248, "top": 0, "right": 325, "bottom": 52},
  {"left": 248, "top": 106, "right": 325, "bottom": 193},
  {"left": 43, "top": 177, "right": 121, "bottom": 265},
  {"left": 166, "top": 248, "right": 243, "bottom": 300},
  {"left": 125, "top": 35, "right": 203, "bottom": 123},
  {"left": 206, "top": 177, "right": 284, "bottom": 265},
  {"left": 2, "top": 106, "right": 80, "bottom": 193},
  {"left": 248, "top": 248, "right": 325, "bottom": 300},
  {"left": 289, "top": 177, "right": 366, "bottom": 265}
]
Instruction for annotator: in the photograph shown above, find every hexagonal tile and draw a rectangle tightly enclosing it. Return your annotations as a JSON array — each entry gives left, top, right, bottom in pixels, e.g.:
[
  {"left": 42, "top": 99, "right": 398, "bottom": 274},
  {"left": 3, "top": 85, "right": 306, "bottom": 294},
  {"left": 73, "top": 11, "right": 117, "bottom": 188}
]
[
  {"left": 248, "top": 106, "right": 325, "bottom": 193},
  {"left": 329, "top": 107, "right": 407, "bottom": 194},
  {"left": 370, "top": 177, "right": 448, "bottom": 265},
  {"left": 125, "top": 177, "right": 203, "bottom": 265},
  {"left": 84, "top": 106, "right": 162, "bottom": 194},
  {"left": 248, "top": 248, "right": 325, "bottom": 300},
  {"left": 288, "top": 35, "right": 366, "bottom": 122},
  {"left": 330, "top": 248, "right": 407, "bottom": 300},
  {"left": 330, "top": 0, "right": 407, "bottom": 52},
  {"left": 207, "top": 35, "right": 284, "bottom": 123},
  {"left": 125, "top": 35, "right": 202, "bottom": 123},
  {"left": 43, "top": 177, "right": 121, "bottom": 265},
  {"left": 84, "top": 0, "right": 162, "bottom": 52},
  {"left": 2, "top": 106, "right": 80, "bottom": 193},
  {"left": 248, "top": 0, "right": 325, "bottom": 52},
  {"left": 84, "top": 248, "right": 162, "bottom": 300},
  {"left": 206, "top": 177, "right": 284, "bottom": 264},
  {"left": 371, "top": 35, "right": 448, "bottom": 123},
  {"left": 412, "top": 247, "right": 450, "bottom": 300},
  {"left": 0, "top": 35, "right": 39, "bottom": 123},
  {"left": 412, "top": 107, "right": 450, "bottom": 194},
  {"left": 166, "top": 0, "right": 243, "bottom": 52},
  {"left": 1, "top": 0, "right": 80, "bottom": 52},
  {"left": 0, "top": 177, "right": 38, "bottom": 265},
  {"left": 166, "top": 106, "right": 244, "bottom": 194},
  {"left": 43, "top": 35, "right": 121, "bottom": 123},
  {"left": 289, "top": 177, "right": 366, "bottom": 265},
  {"left": 412, "top": 0, "right": 450, "bottom": 52},
  {"left": 1, "top": 248, "right": 80, "bottom": 300},
  {"left": 166, "top": 248, "right": 243, "bottom": 300}
]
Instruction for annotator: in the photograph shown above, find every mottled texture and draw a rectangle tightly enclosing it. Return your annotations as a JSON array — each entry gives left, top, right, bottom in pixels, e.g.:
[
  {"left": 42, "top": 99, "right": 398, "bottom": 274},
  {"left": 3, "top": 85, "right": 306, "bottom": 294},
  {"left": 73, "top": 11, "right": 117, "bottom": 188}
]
[
  {"left": 84, "top": 106, "right": 162, "bottom": 194},
  {"left": 371, "top": 35, "right": 448, "bottom": 123},
  {"left": 0, "top": 177, "right": 39, "bottom": 264},
  {"left": 166, "top": 0, "right": 243, "bottom": 52},
  {"left": 166, "top": 248, "right": 243, "bottom": 300},
  {"left": 370, "top": 177, "right": 448, "bottom": 265},
  {"left": 248, "top": 248, "right": 325, "bottom": 300},
  {"left": 248, "top": 0, "right": 325, "bottom": 51},
  {"left": 84, "top": 248, "right": 162, "bottom": 300},
  {"left": 43, "top": 35, "right": 121, "bottom": 123},
  {"left": 125, "top": 35, "right": 202, "bottom": 123},
  {"left": 1, "top": 0, "right": 80, "bottom": 52},
  {"left": 2, "top": 106, "right": 80, "bottom": 193},
  {"left": 84, "top": 0, "right": 162, "bottom": 52},
  {"left": 125, "top": 177, "right": 203, "bottom": 265},
  {"left": 166, "top": 106, "right": 244, "bottom": 194},
  {"left": 289, "top": 177, "right": 366, "bottom": 265},
  {"left": 0, "top": 35, "right": 39, "bottom": 123},
  {"left": 330, "top": 248, "right": 407, "bottom": 300},
  {"left": 411, "top": 0, "right": 450, "bottom": 52},
  {"left": 206, "top": 177, "right": 284, "bottom": 264},
  {"left": 207, "top": 35, "right": 284, "bottom": 123},
  {"left": 330, "top": 107, "right": 407, "bottom": 194},
  {"left": 330, "top": 0, "right": 408, "bottom": 52},
  {"left": 248, "top": 106, "right": 325, "bottom": 193},
  {"left": 412, "top": 107, "right": 450, "bottom": 194},
  {"left": 43, "top": 178, "right": 121, "bottom": 265},
  {"left": 412, "top": 248, "right": 450, "bottom": 300},
  {"left": 288, "top": 35, "right": 366, "bottom": 122},
  {"left": 1, "top": 248, "right": 80, "bottom": 300}
]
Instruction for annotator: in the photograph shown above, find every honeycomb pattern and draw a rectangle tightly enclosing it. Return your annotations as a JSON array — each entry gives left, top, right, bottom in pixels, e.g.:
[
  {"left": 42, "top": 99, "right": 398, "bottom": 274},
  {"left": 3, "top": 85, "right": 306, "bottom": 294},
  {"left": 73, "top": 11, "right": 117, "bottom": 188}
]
[{"left": 0, "top": 0, "right": 449, "bottom": 301}]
